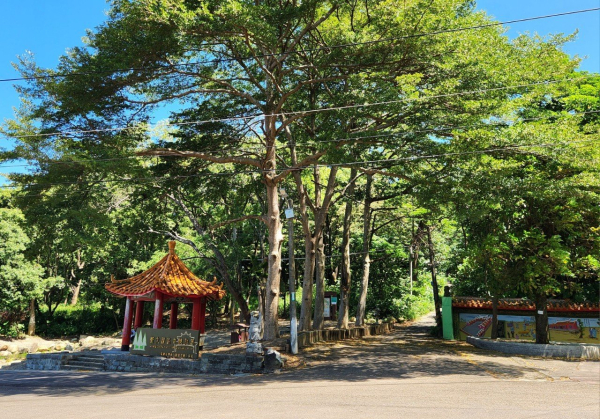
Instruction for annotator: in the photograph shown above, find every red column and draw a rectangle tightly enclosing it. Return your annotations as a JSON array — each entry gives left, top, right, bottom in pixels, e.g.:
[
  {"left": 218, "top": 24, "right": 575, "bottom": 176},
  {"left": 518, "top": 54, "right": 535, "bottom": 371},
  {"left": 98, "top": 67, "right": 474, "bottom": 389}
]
[
  {"left": 121, "top": 297, "right": 134, "bottom": 351},
  {"left": 153, "top": 292, "right": 164, "bottom": 329},
  {"left": 169, "top": 303, "right": 178, "bottom": 329},
  {"left": 191, "top": 298, "right": 201, "bottom": 331},
  {"left": 134, "top": 300, "right": 144, "bottom": 329},
  {"left": 199, "top": 297, "right": 207, "bottom": 333}
]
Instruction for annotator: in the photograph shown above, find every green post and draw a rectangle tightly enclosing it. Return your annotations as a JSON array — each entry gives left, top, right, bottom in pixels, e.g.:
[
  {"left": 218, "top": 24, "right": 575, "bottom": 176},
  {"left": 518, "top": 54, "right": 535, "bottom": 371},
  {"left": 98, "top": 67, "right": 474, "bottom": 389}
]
[{"left": 442, "top": 296, "right": 454, "bottom": 340}]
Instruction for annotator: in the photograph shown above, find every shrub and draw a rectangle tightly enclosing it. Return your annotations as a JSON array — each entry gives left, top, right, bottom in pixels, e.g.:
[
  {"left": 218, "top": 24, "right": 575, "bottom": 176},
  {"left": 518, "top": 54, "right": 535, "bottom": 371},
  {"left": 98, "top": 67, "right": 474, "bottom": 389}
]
[
  {"left": 36, "top": 303, "right": 119, "bottom": 338},
  {"left": 0, "top": 320, "right": 24, "bottom": 338}
]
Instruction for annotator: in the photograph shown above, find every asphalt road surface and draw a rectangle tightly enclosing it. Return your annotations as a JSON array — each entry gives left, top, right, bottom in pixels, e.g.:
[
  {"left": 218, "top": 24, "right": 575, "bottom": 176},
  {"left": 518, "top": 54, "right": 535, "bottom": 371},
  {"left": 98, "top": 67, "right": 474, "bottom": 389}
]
[{"left": 1, "top": 314, "right": 598, "bottom": 419}]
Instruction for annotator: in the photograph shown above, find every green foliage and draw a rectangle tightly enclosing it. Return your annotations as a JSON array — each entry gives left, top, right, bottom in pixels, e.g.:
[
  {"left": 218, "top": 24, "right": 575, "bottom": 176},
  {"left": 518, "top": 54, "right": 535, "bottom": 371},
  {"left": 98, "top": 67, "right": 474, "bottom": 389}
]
[
  {"left": 0, "top": 322, "right": 24, "bottom": 338},
  {"left": 441, "top": 71, "right": 600, "bottom": 305},
  {"left": 0, "top": 205, "right": 45, "bottom": 335},
  {"left": 1, "top": 1, "right": 597, "bottom": 337},
  {"left": 36, "top": 303, "right": 119, "bottom": 337},
  {"left": 393, "top": 283, "right": 435, "bottom": 321}
]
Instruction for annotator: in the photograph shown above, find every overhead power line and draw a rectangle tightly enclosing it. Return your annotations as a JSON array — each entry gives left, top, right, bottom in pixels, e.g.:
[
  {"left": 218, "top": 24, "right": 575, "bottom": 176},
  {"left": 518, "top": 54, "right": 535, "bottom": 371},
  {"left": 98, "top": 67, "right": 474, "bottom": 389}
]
[
  {"left": 3, "top": 137, "right": 598, "bottom": 193},
  {"left": 0, "top": 7, "right": 597, "bottom": 83},
  {"left": 0, "top": 77, "right": 585, "bottom": 141},
  {"left": 1, "top": 109, "right": 598, "bottom": 169}
]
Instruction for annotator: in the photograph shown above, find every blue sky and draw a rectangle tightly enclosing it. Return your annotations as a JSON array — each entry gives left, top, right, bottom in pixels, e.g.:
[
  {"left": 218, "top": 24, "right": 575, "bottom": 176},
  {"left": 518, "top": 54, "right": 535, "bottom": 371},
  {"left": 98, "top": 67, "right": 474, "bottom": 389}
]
[{"left": 1, "top": 1, "right": 599, "bottom": 182}]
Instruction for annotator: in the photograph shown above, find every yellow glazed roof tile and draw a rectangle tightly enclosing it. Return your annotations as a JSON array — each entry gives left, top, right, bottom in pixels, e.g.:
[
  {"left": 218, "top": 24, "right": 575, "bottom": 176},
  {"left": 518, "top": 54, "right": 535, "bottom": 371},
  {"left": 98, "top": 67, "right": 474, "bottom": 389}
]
[{"left": 105, "top": 241, "right": 226, "bottom": 300}]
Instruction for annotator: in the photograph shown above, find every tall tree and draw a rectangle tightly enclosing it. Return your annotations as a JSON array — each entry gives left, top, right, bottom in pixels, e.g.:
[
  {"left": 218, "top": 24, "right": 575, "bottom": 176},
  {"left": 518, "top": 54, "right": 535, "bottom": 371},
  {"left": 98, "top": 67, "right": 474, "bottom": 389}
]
[{"left": 5, "top": 0, "right": 583, "bottom": 339}]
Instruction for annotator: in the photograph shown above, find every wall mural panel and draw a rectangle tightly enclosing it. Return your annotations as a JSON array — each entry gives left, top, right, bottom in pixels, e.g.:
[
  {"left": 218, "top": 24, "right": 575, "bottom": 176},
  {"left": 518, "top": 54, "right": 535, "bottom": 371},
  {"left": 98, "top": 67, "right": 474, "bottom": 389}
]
[{"left": 458, "top": 313, "right": 599, "bottom": 343}]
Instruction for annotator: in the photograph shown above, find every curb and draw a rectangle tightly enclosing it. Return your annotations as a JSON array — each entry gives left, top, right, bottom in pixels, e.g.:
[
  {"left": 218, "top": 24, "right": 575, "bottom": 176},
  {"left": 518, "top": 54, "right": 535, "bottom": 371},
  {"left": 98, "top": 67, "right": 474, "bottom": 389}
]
[{"left": 466, "top": 336, "right": 600, "bottom": 360}]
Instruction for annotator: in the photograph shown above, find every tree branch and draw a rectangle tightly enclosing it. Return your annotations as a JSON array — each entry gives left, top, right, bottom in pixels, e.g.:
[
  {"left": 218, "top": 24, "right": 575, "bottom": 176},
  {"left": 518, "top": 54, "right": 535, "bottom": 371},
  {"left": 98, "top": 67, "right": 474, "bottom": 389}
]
[
  {"left": 211, "top": 215, "right": 266, "bottom": 230},
  {"left": 372, "top": 216, "right": 405, "bottom": 234},
  {"left": 354, "top": 166, "right": 413, "bottom": 182},
  {"left": 331, "top": 171, "right": 364, "bottom": 207},
  {"left": 147, "top": 228, "right": 207, "bottom": 258},
  {"left": 137, "top": 148, "right": 262, "bottom": 168},
  {"left": 272, "top": 150, "right": 327, "bottom": 183}
]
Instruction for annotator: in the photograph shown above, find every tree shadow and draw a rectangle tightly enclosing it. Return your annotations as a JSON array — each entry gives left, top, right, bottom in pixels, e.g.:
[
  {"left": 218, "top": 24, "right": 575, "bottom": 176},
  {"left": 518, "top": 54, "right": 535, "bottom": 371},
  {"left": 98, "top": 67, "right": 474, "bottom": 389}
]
[{"left": 0, "top": 323, "right": 548, "bottom": 397}]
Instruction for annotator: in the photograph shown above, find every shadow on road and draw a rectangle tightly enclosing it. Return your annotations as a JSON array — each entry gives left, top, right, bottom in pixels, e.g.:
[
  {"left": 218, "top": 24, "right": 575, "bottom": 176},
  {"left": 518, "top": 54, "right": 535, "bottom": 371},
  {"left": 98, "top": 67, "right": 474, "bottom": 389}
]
[{"left": 0, "top": 317, "right": 542, "bottom": 397}]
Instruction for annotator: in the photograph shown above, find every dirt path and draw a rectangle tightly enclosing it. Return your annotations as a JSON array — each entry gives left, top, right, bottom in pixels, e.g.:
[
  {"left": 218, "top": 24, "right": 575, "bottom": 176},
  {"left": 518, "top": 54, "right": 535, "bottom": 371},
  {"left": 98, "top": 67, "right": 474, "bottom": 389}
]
[{"left": 296, "top": 312, "right": 600, "bottom": 383}]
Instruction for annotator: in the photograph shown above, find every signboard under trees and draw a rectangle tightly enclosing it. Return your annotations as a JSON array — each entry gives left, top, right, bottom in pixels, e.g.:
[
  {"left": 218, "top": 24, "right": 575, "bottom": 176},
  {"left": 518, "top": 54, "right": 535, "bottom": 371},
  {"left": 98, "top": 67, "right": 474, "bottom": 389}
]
[{"left": 131, "top": 329, "right": 205, "bottom": 359}]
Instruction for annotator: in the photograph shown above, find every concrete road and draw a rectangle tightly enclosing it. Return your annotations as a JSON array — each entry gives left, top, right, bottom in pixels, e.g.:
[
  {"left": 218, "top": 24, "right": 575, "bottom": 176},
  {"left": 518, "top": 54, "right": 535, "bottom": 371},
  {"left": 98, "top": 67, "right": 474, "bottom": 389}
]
[{"left": 1, "top": 315, "right": 598, "bottom": 419}]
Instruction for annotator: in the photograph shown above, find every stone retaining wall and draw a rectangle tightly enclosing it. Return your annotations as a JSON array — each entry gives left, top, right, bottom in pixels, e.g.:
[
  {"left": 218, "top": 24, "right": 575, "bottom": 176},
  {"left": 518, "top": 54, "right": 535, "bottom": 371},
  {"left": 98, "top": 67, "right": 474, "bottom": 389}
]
[
  {"left": 467, "top": 336, "right": 600, "bottom": 360},
  {"left": 103, "top": 352, "right": 263, "bottom": 374},
  {"left": 297, "top": 322, "right": 394, "bottom": 348},
  {"left": 26, "top": 352, "right": 264, "bottom": 374},
  {"left": 26, "top": 353, "right": 75, "bottom": 370}
]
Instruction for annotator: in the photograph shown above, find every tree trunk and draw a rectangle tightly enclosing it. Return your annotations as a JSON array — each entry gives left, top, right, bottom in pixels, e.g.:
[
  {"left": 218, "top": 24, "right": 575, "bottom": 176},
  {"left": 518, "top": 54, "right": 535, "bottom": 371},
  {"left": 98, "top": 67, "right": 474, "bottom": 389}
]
[
  {"left": 491, "top": 295, "right": 499, "bottom": 340},
  {"left": 70, "top": 249, "right": 85, "bottom": 306},
  {"left": 312, "top": 233, "right": 326, "bottom": 330},
  {"left": 292, "top": 141, "right": 315, "bottom": 332},
  {"left": 310, "top": 165, "right": 323, "bottom": 330},
  {"left": 210, "top": 244, "right": 251, "bottom": 323},
  {"left": 263, "top": 176, "right": 283, "bottom": 341},
  {"left": 412, "top": 220, "right": 422, "bottom": 275},
  {"left": 535, "top": 291, "right": 549, "bottom": 344},
  {"left": 229, "top": 295, "right": 235, "bottom": 325},
  {"left": 27, "top": 298, "right": 36, "bottom": 336},
  {"left": 408, "top": 244, "right": 413, "bottom": 295},
  {"left": 338, "top": 168, "right": 357, "bottom": 329},
  {"left": 70, "top": 278, "right": 82, "bottom": 306},
  {"left": 258, "top": 284, "right": 265, "bottom": 331},
  {"left": 356, "top": 174, "right": 373, "bottom": 326},
  {"left": 299, "top": 237, "right": 316, "bottom": 330},
  {"left": 425, "top": 223, "right": 442, "bottom": 325},
  {"left": 296, "top": 165, "right": 338, "bottom": 331},
  {"left": 310, "top": 167, "right": 338, "bottom": 330}
]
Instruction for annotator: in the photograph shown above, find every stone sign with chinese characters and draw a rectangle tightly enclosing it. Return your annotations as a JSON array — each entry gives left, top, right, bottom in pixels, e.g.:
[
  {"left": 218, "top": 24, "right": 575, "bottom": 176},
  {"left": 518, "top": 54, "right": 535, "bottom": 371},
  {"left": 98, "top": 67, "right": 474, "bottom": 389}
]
[{"left": 131, "top": 328, "right": 205, "bottom": 359}]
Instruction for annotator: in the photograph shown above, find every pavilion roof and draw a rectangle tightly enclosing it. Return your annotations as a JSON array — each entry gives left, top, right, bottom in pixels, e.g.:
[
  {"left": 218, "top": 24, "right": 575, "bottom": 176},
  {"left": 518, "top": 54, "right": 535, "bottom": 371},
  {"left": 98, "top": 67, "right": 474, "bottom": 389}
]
[{"left": 105, "top": 241, "right": 226, "bottom": 300}]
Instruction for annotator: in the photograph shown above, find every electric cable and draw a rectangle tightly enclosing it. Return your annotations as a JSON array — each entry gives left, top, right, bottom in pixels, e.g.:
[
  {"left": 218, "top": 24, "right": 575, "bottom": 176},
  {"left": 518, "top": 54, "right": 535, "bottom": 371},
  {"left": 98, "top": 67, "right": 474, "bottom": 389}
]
[
  {"left": 0, "top": 76, "right": 586, "bottom": 141},
  {"left": 1, "top": 109, "right": 598, "bottom": 169},
  {"left": 2, "top": 136, "right": 598, "bottom": 193}
]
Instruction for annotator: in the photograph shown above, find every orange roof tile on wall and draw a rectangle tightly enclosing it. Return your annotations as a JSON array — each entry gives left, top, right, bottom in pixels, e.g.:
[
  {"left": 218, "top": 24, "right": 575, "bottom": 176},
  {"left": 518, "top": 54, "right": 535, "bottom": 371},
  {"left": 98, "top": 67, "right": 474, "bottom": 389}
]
[{"left": 452, "top": 297, "right": 598, "bottom": 312}]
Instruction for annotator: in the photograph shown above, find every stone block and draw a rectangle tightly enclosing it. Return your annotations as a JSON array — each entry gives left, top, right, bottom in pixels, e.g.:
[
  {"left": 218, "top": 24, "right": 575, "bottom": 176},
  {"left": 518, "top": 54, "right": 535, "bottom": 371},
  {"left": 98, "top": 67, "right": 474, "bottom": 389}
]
[
  {"left": 467, "top": 336, "right": 600, "bottom": 360},
  {"left": 264, "top": 349, "right": 284, "bottom": 372},
  {"left": 246, "top": 341, "right": 263, "bottom": 355},
  {"left": 37, "top": 342, "right": 55, "bottom": 352},
  {"left": 28, "top": 342, "right": 39, "bottom": 354},
  {"left": 79, "top": 336, "right": 97, "bottom": 347}
]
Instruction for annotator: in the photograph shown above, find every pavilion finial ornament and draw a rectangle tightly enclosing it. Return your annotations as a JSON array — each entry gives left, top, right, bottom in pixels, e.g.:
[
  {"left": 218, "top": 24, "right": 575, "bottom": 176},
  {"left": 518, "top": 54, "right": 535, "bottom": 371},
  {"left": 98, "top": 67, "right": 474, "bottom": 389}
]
[{"left": 168, "top": 240, "right": 176, "bottom": 255}]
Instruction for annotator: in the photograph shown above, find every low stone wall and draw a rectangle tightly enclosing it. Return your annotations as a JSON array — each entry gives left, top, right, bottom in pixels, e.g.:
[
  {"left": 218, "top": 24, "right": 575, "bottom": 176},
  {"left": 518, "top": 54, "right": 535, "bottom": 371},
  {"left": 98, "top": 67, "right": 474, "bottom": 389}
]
[
  {"left": 297, "top": 322, "right": 394, "bottom": 348},
  {"left": 467, "top": 336, "right": 600, "bottom": 360},
  {"left": 26, "top": 352, "right": 75, "bottom": 370},
  {"left": 200, "top": 353, "right": 263, "bottom": 374},
  {"left": 26, "top": 352, "right": 264, "bottom": 374},
  {"left": 103, "top": 352, "right": 263, "bottom": 374}
]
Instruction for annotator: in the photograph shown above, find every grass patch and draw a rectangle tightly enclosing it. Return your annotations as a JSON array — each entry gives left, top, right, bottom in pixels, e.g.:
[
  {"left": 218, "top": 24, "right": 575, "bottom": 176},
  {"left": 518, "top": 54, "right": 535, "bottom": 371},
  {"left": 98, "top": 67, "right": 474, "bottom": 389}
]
[{"left": 0, "top": 352, "right": 27, "bottom": 363}]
